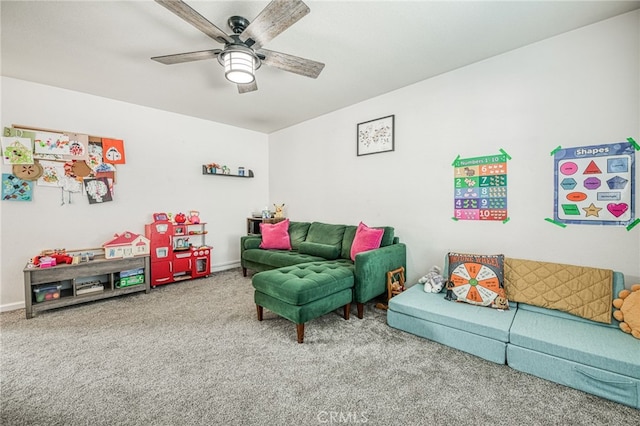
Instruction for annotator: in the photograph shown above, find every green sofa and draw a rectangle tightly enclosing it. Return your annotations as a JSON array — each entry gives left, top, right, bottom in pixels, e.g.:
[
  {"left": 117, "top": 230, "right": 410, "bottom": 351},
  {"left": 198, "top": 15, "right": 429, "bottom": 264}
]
[{"left": 241, "top": 221, "right": 406, "bottom": 318}]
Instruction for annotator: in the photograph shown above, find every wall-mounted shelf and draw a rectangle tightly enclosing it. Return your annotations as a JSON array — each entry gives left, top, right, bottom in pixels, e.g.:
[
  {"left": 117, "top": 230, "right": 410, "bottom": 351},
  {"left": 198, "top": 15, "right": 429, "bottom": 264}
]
[{"left": 202, "top": 165, "right": 254, "bottom": 178}]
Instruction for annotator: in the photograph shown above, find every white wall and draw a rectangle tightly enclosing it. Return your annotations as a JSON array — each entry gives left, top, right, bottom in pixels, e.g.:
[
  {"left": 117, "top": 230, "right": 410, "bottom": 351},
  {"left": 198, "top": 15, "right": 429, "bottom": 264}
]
[
  {"left": 2, "top": 11, "right": 638, "bottom": 311},
  {"left": 0, "top": 77, "right": 269, "bottom": 310},
  {"left": 269, "top": 11, "right": 640, "bottom": 286}
]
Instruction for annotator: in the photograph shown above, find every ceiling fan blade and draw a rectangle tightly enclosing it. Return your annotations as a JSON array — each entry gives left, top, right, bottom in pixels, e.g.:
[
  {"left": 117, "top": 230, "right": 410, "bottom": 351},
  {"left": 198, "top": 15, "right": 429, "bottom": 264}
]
[
  {"left": 241, "top": 0, "right": 309, "bottom": 49},
  {"left": 238, "top": 81, "right": 258, "bottom": 94},
  {"left": 151, "top": 49, "right": 221, "bottom": 65},
  {"left": 155, "top": 0, "right": 232, "bottom": 44},
  {"left": 258, "top": 49, "right": 324, "bottom": 79}
]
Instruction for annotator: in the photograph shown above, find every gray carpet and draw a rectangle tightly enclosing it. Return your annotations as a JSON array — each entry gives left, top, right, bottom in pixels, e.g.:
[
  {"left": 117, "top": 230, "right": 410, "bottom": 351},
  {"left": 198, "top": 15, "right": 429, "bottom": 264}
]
[{"left": 1, "top": 268, "right": 639, "bottom": 426}]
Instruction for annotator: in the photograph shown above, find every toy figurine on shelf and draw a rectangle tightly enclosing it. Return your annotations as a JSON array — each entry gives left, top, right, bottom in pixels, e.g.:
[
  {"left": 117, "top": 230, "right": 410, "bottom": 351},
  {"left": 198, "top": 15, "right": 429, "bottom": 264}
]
[{"left": 274, "top": 204, "right": 285, "bottom": 219}]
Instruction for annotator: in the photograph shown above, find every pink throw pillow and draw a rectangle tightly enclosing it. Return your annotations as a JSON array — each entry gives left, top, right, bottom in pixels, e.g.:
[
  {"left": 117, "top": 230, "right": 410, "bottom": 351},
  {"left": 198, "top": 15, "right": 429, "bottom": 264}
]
[
  {"left": 350, "top": 222, "right": 384, "bottom": 261},
  {"left": 259, "top": 219, "right": 292, "bottom": 250}
]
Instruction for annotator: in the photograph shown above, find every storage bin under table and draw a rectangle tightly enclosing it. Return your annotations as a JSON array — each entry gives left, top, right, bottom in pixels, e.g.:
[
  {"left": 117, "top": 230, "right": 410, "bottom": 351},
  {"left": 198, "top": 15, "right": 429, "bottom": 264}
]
[{"left": 252, "top": 262, "right": 354, "bottom": 343}]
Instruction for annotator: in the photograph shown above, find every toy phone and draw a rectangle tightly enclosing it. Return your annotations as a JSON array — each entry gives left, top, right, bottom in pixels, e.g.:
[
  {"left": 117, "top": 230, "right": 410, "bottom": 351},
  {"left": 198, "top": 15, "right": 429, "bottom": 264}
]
[{"left": 153, "top": 212, "right": 168, "bottom": 222}]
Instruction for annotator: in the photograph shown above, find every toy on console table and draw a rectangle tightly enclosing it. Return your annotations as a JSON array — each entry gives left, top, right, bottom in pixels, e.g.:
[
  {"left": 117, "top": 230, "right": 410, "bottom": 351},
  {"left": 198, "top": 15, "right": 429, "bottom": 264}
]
[
  {"left": 419, "top": 265, "right": 446, "bottom": 293},
  {"left": 30, "top": 249, "right": 73, "bottom": 268},
  {"left": 102, "top": 231, "right": 150, "bottom": 259}
]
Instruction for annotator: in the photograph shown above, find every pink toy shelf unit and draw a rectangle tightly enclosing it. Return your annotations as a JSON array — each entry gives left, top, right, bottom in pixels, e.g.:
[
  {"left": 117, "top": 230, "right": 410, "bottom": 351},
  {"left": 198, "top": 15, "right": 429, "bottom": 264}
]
[{"left": 144, "top": 212, "right": 211, "bottom": 287}]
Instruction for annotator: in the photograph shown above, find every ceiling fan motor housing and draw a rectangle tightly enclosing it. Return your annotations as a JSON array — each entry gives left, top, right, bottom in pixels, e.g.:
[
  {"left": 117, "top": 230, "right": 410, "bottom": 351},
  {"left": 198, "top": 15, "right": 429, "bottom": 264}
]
[{"left": 228, "top": 16, "right": 250, "bottom": 34}]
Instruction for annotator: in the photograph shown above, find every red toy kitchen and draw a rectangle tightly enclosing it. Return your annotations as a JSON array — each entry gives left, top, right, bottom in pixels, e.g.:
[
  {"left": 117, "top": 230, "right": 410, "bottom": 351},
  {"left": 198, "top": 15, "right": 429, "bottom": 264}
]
[{"left": 145, "top": 212, "right": 211, "bottom": 287}]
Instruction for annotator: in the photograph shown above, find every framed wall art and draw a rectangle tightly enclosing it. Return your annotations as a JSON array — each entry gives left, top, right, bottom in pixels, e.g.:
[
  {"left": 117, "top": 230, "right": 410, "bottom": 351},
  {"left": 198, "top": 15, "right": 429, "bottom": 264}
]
[{"left": 357, "top": 115, "right": 394, "bottom": 156}]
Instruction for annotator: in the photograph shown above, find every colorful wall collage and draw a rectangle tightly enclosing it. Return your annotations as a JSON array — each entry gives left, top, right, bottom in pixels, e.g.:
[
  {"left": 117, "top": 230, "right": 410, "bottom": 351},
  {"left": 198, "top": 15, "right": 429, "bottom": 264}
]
[{"left": 1, "top": 125, "right": 125, "bottom": 204}]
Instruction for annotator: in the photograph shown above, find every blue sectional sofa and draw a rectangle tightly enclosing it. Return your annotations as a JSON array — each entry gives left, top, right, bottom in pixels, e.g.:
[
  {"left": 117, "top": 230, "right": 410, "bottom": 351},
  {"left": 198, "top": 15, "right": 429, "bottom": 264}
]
[{"left": 388, "top": 261, "right": 640, "bottom": 409}]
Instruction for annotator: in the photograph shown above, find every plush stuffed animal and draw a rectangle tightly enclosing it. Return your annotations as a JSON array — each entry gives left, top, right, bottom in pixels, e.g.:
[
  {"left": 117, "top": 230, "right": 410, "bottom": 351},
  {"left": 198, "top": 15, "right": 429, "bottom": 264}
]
[
  {"left": 613, "top": 284, "right": 640, "bottom": 339},
  {"left": 419, "top": 266, "right": 446, "bottom": 293},
  {"left": 273, "top": 204, "right": 285, "bottom": 219}
]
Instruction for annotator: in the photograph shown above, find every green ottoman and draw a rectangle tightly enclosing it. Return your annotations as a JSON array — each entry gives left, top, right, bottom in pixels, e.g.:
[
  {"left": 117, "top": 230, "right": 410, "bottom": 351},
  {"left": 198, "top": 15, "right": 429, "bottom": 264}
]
[{"left": 252, "top": 262, "right": 354, "bottom": 343}]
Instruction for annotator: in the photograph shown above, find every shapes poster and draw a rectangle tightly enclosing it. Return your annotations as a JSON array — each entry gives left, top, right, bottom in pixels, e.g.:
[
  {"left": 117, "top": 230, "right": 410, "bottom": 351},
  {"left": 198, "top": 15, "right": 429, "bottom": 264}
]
[
  {"left": 554, "top": 141, "right": 635, "bottom": 226},
  {"left": 454, "top": 153, "right": 508, "bottom": 221},
  {"left": 2, "top": 174, "right": 33, "bottom": 201}
]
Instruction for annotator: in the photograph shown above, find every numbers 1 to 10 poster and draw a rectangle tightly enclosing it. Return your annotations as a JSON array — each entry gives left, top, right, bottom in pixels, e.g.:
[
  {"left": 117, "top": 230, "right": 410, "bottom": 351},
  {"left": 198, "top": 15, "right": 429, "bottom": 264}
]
[
  {"left": 454, "top": 153, "right": 508, "bottom": 221},
  {"left": 554, "top": 141, "right": 635, "bottom": 226}
]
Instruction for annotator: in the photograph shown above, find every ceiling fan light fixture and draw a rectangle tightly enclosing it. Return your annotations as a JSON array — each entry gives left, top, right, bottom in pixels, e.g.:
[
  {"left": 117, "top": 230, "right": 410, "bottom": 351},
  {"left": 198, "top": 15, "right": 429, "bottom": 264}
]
[{"left": 222, "top": 50, "right": 255, "bottom": 84}]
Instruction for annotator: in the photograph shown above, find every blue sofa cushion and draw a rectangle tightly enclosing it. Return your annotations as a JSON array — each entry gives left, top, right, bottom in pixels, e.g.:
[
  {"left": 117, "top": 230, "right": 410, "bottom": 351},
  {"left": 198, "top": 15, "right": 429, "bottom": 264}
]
[
  {"left": 388, "top": 284, "right": 517, "bottom": 343},
  {"left": 509, "top": 308, "right": 640, "bottom": 380}
]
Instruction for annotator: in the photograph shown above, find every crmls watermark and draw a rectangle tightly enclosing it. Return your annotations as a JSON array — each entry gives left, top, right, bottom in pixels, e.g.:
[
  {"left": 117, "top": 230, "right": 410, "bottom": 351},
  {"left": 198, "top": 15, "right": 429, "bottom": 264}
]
[{"left": 317, "top": 411, "right": 368, "bottom": 424}]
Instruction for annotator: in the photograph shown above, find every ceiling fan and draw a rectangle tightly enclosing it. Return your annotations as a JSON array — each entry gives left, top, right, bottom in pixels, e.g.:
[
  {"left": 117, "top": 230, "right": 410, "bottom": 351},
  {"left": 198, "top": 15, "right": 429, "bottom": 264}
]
[{"left": 151, "top": 0, "right": 325, "bottom": 94}]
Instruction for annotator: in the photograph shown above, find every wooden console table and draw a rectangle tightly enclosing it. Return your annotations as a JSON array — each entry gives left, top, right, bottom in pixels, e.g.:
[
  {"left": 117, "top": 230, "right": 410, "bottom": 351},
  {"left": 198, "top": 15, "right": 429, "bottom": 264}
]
[{"left": 23, "top": 255, "right": 150, "bottom": 319}]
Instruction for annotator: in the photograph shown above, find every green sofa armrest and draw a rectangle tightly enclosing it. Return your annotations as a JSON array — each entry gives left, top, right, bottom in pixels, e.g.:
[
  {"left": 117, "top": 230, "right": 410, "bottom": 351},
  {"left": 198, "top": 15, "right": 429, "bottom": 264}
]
[
  {"left": 241, "top": 236, "right": 262, "bottom": 251},
  {"left": 354, "top": 243, "right": 407, "bottom": 305}
]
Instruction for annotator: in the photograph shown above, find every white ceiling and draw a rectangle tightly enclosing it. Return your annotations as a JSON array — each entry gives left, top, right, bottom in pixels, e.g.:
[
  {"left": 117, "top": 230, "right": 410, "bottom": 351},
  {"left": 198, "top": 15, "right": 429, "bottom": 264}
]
[{"left": 2, "top": 1, "right": 639, "bottom": 134}]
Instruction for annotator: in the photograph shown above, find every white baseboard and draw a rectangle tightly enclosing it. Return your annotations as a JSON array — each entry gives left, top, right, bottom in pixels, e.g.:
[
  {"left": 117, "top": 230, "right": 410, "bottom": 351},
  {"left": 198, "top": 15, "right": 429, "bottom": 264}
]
[
  {"left": 1, "top": 301, "right": 25, "bottom": 313},
  {"left": 211, "top": 261, "right": 241, "bottom": 273}
]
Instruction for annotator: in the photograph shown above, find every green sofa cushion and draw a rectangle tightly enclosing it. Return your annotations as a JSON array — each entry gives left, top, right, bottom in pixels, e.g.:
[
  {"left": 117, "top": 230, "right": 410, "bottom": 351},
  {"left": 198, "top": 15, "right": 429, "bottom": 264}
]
[
  {"left": 252, "top": 262, "right": 355, "bottom": 305},
  {"left": 288, "top": 221, "right": 311, "bottom": 250},
  {"left": 243, "top": 249, "right": 325, "bottom": 269},
  {"left": 379, "top": 227, "right": 395, "bottom": 247},
  {"left": 340, "top": 226, "right": 357, "bottom": 260},
  {"left": 306, "top": 222, "right": 346, "bottom": 247},
  {"left": 299, "top": 241, "right": 341, "bottom": 260}
]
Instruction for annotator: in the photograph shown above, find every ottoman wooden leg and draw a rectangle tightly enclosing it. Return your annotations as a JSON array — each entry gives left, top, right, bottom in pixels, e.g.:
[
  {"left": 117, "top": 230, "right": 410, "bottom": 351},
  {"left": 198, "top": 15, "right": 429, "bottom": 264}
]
[
  {"left": 296, "top": 323, "right": 305, "bottom": 343},
  {"left": 343, "top": 303, "right": 351, "bottom": 320},
  {"left": 357, "top": 302, "right": 364, "bottom": 319},
  {"left": 256, "top": 305, "right": 263, "bottom": 321}
]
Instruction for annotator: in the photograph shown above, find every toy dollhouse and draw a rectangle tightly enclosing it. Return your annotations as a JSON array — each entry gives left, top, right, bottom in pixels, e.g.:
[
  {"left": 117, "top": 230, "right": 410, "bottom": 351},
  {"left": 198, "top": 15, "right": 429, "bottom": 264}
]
[{"left": 102, "top": 231, "right": 150, "bottom": 259}]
